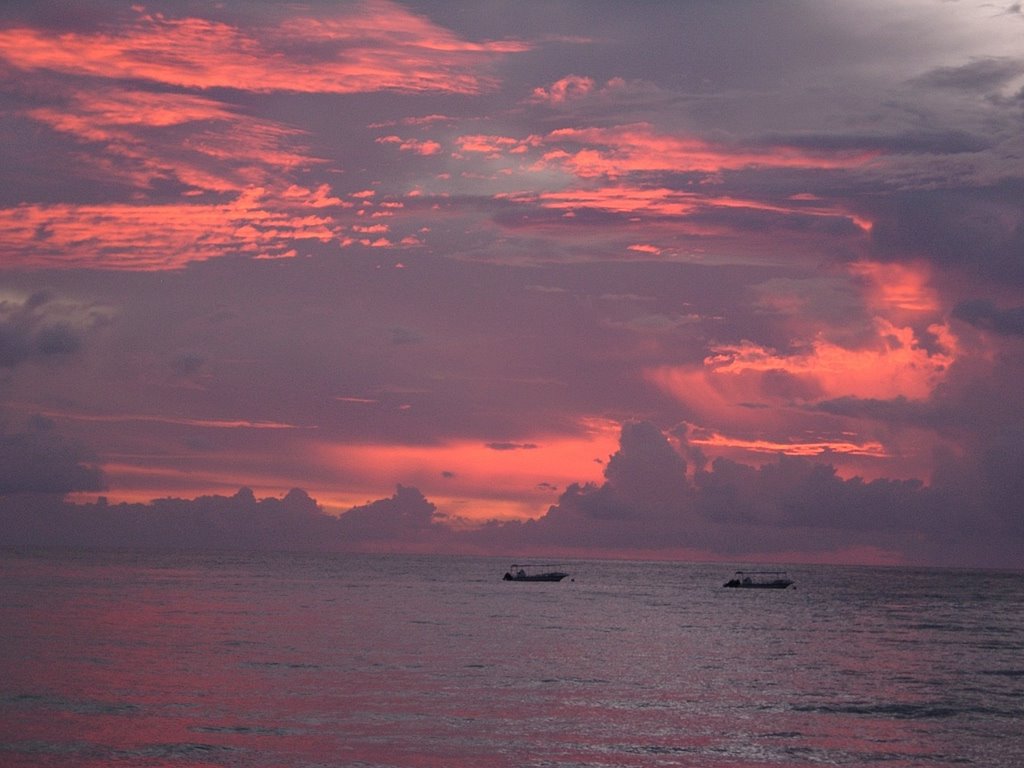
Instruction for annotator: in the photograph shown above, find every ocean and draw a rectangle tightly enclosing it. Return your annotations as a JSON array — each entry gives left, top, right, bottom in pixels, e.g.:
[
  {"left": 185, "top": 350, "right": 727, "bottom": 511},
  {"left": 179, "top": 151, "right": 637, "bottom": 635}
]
[{"left": 1, "top": 549, "right": 1022, "bottom": 767}]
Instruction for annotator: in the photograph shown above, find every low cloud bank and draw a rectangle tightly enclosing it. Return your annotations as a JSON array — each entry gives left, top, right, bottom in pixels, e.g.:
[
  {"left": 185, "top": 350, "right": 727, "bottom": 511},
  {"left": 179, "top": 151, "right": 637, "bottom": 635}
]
[
  {"left": 0, "top": 485, "right": 453, "bottom": 554},
  {"left": 1, "top": 422, "right": 1021, "bottom": 569}
]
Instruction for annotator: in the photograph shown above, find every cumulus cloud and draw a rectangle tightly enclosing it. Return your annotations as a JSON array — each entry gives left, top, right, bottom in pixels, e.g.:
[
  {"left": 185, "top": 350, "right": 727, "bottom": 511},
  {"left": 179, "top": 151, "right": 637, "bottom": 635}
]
[
  {"left": 0, "top": 419, "right": 1019, "bottom": 567},
  {"left": 467, "top": 421, "right": 1019, "bottom": 567},
  {"left": 0, "top": 484, "right": 447, "bottom": 553},
  {"left": 0, "top": 486, "right": 328, "bottom": 549},
  {"left": 913, "top": 57, "right": 1024, "bottom": 93},
  {"left": 335, "top": 484, "right": 444, "bottom": 544}
]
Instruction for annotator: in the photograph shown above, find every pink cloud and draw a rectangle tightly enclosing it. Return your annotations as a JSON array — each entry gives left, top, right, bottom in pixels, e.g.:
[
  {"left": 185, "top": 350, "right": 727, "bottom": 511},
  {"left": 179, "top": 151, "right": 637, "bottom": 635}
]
[
  {"left": 375, "top": 135, "right": 443, "bottom": 155},
  {"left": 850, "top": 261, "right": 941, "bottom": 314},
  {"left": 510, "top": 186, "right": 700, "bottom": 217},
  {"left": 530, "top": 74, "right": 596, "bottom": 104},
  {"left": 282, "top": 184, "right": 344, "bottom": 208},
  {"left": 627, "top": 243, "right": 663, "bottom": 255},
  {"left": 649, "top": 322, "right": 954, "bottom": 422},
  {"left": 0, "top": 2, "right": 528, "bottom": 95},
  {"left": 644, "top": 315, "right": 958, "bottom": 477},
  {"left": 542, "top": 124, "right": 876, "bottom": 178},
  {"left": 23, "top": 88, "right": 321, "bottom": 195},
  {"left": 0, "top": 187, "right": 344, "bottom": 270},
  {"left": 456, "top": 134, "right": 543, "bottom": 156}
]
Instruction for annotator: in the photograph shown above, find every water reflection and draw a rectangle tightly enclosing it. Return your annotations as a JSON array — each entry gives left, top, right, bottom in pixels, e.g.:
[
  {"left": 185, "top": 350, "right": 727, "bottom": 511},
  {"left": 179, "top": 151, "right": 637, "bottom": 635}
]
[{"left": 1, "top": 551, "right": 1022, "bottom": 767}]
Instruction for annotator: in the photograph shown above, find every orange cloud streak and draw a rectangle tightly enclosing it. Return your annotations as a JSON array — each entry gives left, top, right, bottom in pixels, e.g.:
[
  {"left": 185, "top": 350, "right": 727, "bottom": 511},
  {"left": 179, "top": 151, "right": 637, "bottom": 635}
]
[
  {"left": 0, "top": 2, "right": 527, "bottom": 95},
  {"left": 504, "top": 184, "right": 867, "bottom": 237},
  {"left": 531, "top": 186, "right": 699, "bottom": 217},
  {"left": 688, "top": 432, "right": 888, "bottom": 458},
  {"left": 543, "top": 124, "right": 876, "bottom": 178},
  {"left": 32, "top": 409, "right": 310, "bottom": 430},
  {"left": 0, "top": 187, "right": 343, "bottom": 270},
  {"left": 23, "top": 87, "right": 323, "bottom": 196},
  {"left": 704, "top": 195, "right": 874, "bottom": 233}
]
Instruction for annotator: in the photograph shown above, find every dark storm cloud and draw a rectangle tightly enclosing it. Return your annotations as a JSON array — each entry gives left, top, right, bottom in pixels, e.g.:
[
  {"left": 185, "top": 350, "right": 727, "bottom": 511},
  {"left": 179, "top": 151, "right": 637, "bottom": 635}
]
[
  {"left": 928, "top": 351, "right": 1024, "bottom": 527},
  {"left": 34, "top": 323, "right": 81, "bottom": 355},
  {"left": 868, "top": 184, "right": 1024, "bottom": 283},
  {"left": 952, "top": 299, "right": 1024, "bottom": 336},
  {"left": 814, "top": 397, "right": 943, "bottom": 440},
  {"left": 170, "top": 351, "right": 206, "bottom": 376},
  {"left": 758, "top": 130, "right": 990, "bottom": 155},
  {"left": 0, "top": 484, "right": 448, "bottom": 552},
  {"left": 0, "top": 486, "right": 333, "bottom": 550},
  {"left": 335, "top": 485, "right": 447, "bottom": 545},
  {"left": 913, "top": 57, "right": 1024, "bottom": 92},
  {"left": 0, "top": 325, "right": 32, "bottom": 368},
  {"left": 815, "top": 345, "right": 1024, "bottom": 558},
  {"left": 689, "top": 201, "right": 865, "bottom": 238},
  {"left": 0, "top": 0, "right": 134, "bottom": 32},
  {"left": 0, "top": 416, "right": 104, "bottom": 495},
  {"left": 693, "top": 455, "right": 933, "bottom": 533},
  {"left": 0, "top": 292, "right": 84, "bottom": 367},
  {"left": 473, "top": 421, "right": 1019, "bottom": 567}
]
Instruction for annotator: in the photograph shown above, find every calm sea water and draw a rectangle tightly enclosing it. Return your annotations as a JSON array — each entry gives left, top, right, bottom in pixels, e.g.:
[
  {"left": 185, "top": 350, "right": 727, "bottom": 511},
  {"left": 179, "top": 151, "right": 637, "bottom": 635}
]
[{"left": 1, "top": 549, "right": 1022, "bottom": 767}]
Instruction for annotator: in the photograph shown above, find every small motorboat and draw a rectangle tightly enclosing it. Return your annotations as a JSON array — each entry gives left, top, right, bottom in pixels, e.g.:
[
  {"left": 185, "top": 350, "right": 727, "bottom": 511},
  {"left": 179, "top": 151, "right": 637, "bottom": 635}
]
[
  {"left": 723, "top": 570, "right": 793, "bottom": 589},
  {"left": 502, "top": 564, "right": 569, "bottom": 582}
]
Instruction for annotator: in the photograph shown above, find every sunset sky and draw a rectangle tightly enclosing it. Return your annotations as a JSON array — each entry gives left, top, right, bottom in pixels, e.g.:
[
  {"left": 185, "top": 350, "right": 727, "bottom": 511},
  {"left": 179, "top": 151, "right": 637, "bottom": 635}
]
[{"left": 2, "top": 0, "right": 1023, "bottom": 567}]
